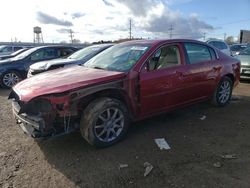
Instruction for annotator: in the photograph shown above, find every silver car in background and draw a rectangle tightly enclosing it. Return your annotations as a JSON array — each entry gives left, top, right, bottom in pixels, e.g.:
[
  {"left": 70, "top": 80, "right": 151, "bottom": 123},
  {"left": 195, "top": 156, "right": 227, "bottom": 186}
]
[
  {"left": 237, "top": 47, "right": 250, "bottom": 79},
  {"left": 207, "top": 39, "right": 232, "bottom": 56}
]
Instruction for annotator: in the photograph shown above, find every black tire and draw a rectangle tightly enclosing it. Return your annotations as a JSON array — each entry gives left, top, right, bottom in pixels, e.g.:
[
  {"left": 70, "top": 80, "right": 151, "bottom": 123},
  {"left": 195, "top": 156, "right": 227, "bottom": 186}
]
[
  {"left": 0, "top": 71, "right": 22, "bottom": 88},
  {"left": 212, "top": 76, "right": 233, "bottom": 106},
  {"left": 80, "top": 97, "right": 130, "bottom": 147}
]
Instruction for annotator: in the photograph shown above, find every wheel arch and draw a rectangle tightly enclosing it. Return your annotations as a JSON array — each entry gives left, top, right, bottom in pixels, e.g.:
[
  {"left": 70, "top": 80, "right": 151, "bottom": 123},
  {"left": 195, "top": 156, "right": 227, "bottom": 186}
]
[
  {"left": 223, "top": 73, "right": 234, "bottom": 84},
  {"left": 76, "top": 88, "right": 134, "bottom": 120}
]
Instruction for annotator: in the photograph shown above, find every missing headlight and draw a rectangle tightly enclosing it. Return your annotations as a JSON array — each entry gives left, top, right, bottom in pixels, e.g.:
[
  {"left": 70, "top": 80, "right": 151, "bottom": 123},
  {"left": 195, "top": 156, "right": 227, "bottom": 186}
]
[{"left": 26, "top": 98, "right": 53, "bottom": 115}]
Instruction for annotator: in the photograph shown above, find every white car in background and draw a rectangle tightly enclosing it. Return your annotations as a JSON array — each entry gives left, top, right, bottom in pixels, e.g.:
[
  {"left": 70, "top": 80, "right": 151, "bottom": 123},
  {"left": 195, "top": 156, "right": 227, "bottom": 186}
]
[{"left": 206, "top": 39, "right": 232, "bottom": 56}]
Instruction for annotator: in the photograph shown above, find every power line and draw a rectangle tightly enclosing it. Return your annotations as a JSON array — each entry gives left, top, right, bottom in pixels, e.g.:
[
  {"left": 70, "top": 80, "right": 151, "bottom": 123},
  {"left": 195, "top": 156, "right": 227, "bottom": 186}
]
[
  {"left": 216, "top": 18, "right": 250, "bottom": 27},
  {"left": 69, "top": 29, "right": 74, "bottom": 43},
  {"left": 169, "top": 24, "right": 174, "bottom": 39}
]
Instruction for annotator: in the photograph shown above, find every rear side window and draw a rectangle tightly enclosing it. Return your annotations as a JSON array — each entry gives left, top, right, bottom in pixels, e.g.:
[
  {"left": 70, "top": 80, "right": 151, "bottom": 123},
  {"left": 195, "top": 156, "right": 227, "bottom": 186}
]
[
  {"left": 14, "top": 47, "right": 23, "bottom": 51},
  {"left": 58, "top": 48, "right": 76, "bottom": 57},
  {"left": 184, "top": 43, "right": 213, "bottom": 64},
  {"left": 208, "top": 41, "right": 227, "bottom": 50}
]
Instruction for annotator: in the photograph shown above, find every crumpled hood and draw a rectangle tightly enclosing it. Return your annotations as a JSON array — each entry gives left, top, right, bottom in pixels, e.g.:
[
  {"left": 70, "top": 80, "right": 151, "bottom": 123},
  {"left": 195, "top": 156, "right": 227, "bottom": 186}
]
[
  {"left": 13, "top": 66, "right": 125, "bottom": 102},
  {"left": 29, "top": 58, "right": 78, "bottom": 70}
]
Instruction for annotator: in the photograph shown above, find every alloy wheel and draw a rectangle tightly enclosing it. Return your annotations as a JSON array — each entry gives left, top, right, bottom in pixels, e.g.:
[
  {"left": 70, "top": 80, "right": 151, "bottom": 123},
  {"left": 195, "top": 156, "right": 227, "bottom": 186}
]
[
  {"left": 3, "top": 72, "right": 20, "bottom": 87},
  {"left": 218, "top": 80, "right": 231, "bottom": 104},
  {"left": 94, "top": 107, "right": 124, "bottom": 142}
]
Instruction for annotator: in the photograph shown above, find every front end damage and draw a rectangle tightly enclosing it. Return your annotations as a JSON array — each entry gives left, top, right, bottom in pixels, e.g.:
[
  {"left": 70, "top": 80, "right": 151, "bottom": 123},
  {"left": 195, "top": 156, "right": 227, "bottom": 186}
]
[
  {"left": 9, "top": 79, "right": 128, "bottom": 139},
  {"left": 9, "top": 90, "right": 79, "bottom": 139}
]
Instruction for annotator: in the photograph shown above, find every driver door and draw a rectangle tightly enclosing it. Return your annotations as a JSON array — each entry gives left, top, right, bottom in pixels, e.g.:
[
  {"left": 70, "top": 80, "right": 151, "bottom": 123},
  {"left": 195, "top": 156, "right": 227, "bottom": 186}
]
[{"left": 139, "top": 44, "right": 185, "bottom": 116}]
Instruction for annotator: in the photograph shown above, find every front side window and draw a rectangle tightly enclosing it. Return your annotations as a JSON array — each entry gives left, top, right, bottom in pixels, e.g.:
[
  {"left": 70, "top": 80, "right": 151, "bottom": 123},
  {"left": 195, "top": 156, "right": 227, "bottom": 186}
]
[
  {"left": 84, "top": 43, "right": 150, "bottom": 72},
  {"left": 31, "top": 48, "right": 56, "bottom": 61},
  {"left": 147, "top": 45, "right": 181, "bottom": 71},
  {"left": 184, "top": 43, "right": 212, "bottom": 64}
]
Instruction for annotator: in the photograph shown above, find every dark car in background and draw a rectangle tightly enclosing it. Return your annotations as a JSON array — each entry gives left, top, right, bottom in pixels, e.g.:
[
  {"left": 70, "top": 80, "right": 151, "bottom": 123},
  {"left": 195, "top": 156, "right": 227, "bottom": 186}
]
[
  {"left": 10, "top": 39, "right": 240, "bottom": 147},
  {"left": 0, "top": 48, "right": 29, "bottom": 60},
  {"left": 0, "top": 45, "right": 77, "bottom": 88},
  {"left": 28, "top": 44, "right": 113, "bottom": 77},
  {"left": 0, "top": 45, "right": 24, "bottom": 56},
  {"left": 230, "top": 43, "right": 249, "bottom": 56}
]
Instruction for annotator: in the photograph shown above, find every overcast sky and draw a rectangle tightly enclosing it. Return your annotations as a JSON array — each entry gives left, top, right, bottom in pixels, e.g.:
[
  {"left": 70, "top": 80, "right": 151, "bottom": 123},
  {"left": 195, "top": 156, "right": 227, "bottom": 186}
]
[{"left": 0, "top": 0, "right": 249, "bottom": 43}]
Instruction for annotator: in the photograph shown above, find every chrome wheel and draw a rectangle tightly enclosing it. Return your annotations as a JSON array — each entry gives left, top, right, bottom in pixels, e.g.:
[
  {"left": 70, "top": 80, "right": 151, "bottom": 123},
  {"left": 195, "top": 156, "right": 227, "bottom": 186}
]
[
  {"left": 94, "top": 107, "right": 124, "bottom": 142},
  {"left": 218, "top": 80, "right": 231, "bottom": 104},
  {"left": 3, "top": 72, "right": 21, "bottom": 87}
]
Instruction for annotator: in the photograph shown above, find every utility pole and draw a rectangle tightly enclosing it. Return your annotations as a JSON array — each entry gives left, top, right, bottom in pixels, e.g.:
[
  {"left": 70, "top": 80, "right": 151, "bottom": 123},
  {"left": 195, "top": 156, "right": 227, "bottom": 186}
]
[
  {"left": 69, "top": 29, "right": 74, "bottom": 43},
  {"left": 169, "top": 24, "right": 173, "bottom": 39},
  {"left": 224, "top": 33, "right": 227, "bottom": 41},
  {"left": 203, "top": 32, "right": 206, "bottom": 41},
  {"left": 129, "top": 19, "right": 132, "bottom": 39}
]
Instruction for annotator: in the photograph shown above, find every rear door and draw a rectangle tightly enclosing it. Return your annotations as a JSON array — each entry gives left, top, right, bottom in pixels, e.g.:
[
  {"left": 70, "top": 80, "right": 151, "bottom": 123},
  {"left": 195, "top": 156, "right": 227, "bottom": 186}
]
[{"left": 181, "top": 42, "right": 220, "bottom": 99}]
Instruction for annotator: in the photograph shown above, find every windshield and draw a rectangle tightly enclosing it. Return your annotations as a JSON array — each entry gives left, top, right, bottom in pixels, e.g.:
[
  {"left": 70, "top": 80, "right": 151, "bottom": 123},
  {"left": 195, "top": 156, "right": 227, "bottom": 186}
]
[
  {"left": 12, "top": 47, "right": 39, "bottom": 60},
  {"left": 68, "top": 45, "right": 105, "bottom": 60},
  {"left": 0, "top": 46, "right": 6, "bottom": 51},
  {"left": 10, "top": 48, "right": 26, "bottom": 56},
  {"left": 239, "top": 47, "right": 250, "bottom": 55},
  {"left": 84, "top": 43, "right": 150, "bottom": 72}
]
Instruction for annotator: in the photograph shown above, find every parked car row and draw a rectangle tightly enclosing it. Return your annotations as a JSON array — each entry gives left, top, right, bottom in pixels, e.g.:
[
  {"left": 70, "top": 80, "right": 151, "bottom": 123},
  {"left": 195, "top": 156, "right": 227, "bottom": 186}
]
[
  {"left": 0, "top": 45, "right": 78, "bottom": 88},
  {"left": 28, "top": 43, "right": 113, "bottom": 77},
  {"left": 9, "top": 39, "right": 240, "bottom": 147}
]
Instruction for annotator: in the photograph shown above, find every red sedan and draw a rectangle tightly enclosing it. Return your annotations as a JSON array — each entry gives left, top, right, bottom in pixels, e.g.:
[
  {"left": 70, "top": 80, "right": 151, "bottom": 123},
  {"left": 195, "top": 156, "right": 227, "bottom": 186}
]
[{"left": 9, "top": 39, "right": 240, "bottom": 147}]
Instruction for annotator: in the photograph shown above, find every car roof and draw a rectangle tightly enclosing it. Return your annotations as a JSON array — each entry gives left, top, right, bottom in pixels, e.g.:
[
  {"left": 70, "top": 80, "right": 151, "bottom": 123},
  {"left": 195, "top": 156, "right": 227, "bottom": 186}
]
[
  {"left": 119, "top": 39, "right": 210, "bottom": 47},
  {"left": 30, "top": 45, "right": 78, "bottom": 50}
]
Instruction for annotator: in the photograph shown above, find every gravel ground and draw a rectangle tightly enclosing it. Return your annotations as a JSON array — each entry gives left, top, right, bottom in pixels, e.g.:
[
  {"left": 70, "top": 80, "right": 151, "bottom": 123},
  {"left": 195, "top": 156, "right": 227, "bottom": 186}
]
[{"left": 0, "top": 82, "right": 250, "bottom": 188}]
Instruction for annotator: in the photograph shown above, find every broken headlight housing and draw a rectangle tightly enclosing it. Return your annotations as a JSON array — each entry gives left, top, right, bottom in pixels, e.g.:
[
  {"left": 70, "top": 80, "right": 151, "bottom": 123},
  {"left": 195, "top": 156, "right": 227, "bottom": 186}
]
[{"left": 24, "top": 98, "right": 53, "bottom": 115}]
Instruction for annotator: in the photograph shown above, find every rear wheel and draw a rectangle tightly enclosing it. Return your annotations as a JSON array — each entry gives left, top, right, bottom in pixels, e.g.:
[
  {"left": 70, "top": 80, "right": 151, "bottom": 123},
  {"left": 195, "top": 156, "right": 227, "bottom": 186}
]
[
  {"left": 80, "top": 98, "right": 129, "bottom": 147},
  {"left": 212, "top": 76, "right": 233, "bottom": 106},
  {"left": 0, "top": 71, "right": 22, "bottom": 88}
]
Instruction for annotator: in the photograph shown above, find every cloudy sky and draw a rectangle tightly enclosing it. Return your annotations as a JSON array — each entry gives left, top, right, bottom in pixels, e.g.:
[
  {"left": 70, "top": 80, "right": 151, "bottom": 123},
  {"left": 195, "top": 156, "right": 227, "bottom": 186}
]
[{"left": 0, "top": 0, "right": 249, "bottom": 43}]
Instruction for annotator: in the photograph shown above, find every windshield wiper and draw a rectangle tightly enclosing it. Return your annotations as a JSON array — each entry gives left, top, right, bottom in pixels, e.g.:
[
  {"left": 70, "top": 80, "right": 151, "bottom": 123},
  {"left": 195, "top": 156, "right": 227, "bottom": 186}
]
[{"left": 93, "top": 66, "right": 104, "bottom": 70}]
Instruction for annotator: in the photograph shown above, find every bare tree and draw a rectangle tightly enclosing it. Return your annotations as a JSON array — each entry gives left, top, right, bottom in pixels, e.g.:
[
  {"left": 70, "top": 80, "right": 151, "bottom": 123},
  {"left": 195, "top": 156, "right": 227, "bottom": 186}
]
[{"left": 225, "top": 36, "right": 234, "bottom": 45}]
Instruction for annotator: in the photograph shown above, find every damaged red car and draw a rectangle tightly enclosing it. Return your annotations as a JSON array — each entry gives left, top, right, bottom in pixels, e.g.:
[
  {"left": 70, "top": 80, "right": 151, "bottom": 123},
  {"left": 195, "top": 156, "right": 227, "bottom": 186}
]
[{"left": 9, "top": 39, "right": 240, "bottom": 147}]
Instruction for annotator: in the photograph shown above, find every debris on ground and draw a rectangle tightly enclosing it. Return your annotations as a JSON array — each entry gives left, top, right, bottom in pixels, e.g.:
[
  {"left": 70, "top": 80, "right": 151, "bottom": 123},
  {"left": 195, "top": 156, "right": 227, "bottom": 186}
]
[
  {"left": 119, "top": 164, "right": 128, "bottom": 169},
  {"left": 154, "top": 138, "right": 171, "bottom": 150},
  {"left": 200, "top": 115, "right": 206, "bottom": 120},
  {"left": 231, "top": 96, "right": 242, "bottom": 101},
  {"left": 144, "top": 162, "right": 153, "bottom": 177},
  {"left": 221, "top": 154, "right": 237, "bottom": 159},
  {"left": 213, "top": 162, "right": 222, "bottom": 168}
]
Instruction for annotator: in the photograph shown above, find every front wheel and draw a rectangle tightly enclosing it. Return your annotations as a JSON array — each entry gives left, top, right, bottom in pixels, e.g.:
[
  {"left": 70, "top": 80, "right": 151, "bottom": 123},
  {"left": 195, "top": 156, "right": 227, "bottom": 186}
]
[
  {"left": 80, "top": 98, "right": 130, "bottom": 147},
  {"left": 212, "top": 76, "right": 233, "bottom": 106},
  {"left": 0, "top": 71, "right": 22, "bottom": 88}
]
